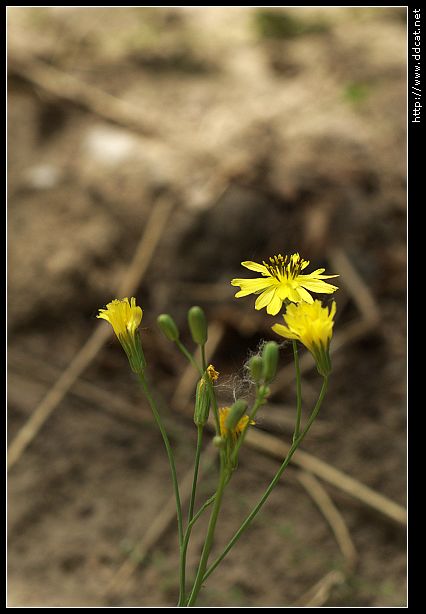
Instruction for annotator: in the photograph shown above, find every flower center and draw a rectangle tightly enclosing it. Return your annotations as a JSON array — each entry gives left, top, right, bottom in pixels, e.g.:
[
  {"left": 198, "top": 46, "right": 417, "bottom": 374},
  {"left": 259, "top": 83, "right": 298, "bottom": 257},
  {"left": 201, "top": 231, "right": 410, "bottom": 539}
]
[{"left": 263, "top": 254, "right": 307, "bottom": 281}]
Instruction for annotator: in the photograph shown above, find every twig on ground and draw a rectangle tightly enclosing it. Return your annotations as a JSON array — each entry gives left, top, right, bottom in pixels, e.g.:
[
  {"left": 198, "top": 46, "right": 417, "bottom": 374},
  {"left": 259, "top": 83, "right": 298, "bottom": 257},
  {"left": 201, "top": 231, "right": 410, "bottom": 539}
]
[
  {"left": 9, "top": 53, "right": 160, "bottom": 137},
  {"left": 328, "top": 247, "right": 380, "bottom": 326},
  {"left": 291, "top": 471, "right": 357, "bottom": 607},
  {"left": 8, "top": 356, "right": 152, "bottom": 427},
  {"left": 296, "top": 470, "right": 357, "bottom": 570},
  {"left": 246, "top": 428, "right": 406, "bottom": 526},
  {"left": 103, "top": 444, "right": 216, "bottom": 598},
  {"left": 294, "top": 570, "right": 347, "bottom": 607},
  {"left": 7, "top": 196, "right": 175, "bottom": 470}
]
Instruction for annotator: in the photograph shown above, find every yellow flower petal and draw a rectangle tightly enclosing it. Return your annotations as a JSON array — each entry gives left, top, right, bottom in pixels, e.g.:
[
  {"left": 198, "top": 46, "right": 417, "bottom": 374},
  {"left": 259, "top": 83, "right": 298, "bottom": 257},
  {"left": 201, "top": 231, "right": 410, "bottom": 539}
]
[
  {"left": 241, "top": 261, "right": 269, "bottom": 274},
  {"left": 231, "top": 278, "right": 275, "bottom": 295},
  {"left": 299, "top": 280, "right": 339, "bottom": 294},
  {"left": 266, "top": 291, "right": 283, "bottom": 315},
  {"left": 301, "top": 271, "right": 339, "bottom": 279},
  {"left": 271, "top": 322, "right": 298, "bottom": 339},
  {"left": 296, "top": 286, "right": 314, "bottom": 303},
  {"left": 255, "top": 286, "right": 277, "bottom": 310}
]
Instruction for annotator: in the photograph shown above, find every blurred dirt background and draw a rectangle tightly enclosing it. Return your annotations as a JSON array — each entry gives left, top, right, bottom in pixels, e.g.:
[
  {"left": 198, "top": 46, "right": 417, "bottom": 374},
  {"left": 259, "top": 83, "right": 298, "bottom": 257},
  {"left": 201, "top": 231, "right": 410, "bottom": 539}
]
[{"left": 7, "top": 7, "right": 406, "bottom": 607}]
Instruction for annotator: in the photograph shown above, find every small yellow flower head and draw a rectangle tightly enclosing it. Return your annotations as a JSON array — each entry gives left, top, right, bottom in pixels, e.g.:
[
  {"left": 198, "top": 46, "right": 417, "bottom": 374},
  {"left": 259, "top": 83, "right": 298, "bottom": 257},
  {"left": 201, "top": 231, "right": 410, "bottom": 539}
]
[
  {"left": 97, "top": 297, "right": 143, "bottom": 338},
  {"left": 231, "top": 253, "right": 338, "bottom": 316},
  {"left": 97, "top": 298, "right": 145, "bottom": 373},
  {"left": 219, "top": 407, "right": 254, "bottom": 440},
  {"left": 207, "top": 364, "right": 220, "bottom": 381},
  {"left": 272, "top": 300, "right": 336, "bottom": 377}
]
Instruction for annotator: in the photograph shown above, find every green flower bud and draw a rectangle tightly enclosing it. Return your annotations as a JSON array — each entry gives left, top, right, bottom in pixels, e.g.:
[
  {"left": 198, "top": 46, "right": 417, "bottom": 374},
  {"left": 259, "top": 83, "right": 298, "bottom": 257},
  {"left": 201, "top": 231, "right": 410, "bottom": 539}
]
[
  {"left": 194, "top": 377, "right": 211, "bottom": 426},
  {"left": 213, "top": 435, "right": 225, "bottom": 448},
  {"left": 262, "top": 341, "right": 279, "bottom": 382},
  {"left": 258, "top": 384, "right": 270, "bottom": 399},
  {"left": 225, "top": 399, "right": 248, "bottom": 431},
  {"left": 157, "top": 314, "right": 179, "bottom": 342},
  {"left": 249, "top": 355, "right": 264, "bottom": 383},
  {"left": 188, "top": 306, "right": 208, "bottom": 345}
]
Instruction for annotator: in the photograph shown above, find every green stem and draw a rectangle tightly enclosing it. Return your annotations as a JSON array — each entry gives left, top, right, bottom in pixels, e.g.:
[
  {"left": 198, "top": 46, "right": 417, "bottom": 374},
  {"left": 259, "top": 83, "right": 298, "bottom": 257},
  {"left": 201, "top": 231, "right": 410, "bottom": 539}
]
[
  {"left": 292, "top": 340, "right": 302, "bottom": 442},
  {"left": 189, "top": 493, "right": 216, "bottom": 531},
  {"left": 186, "top": 453, "right": 229, "bottom": 606},
  {"left": 176, "top": 339, "right": 202, "bottom": 373},
  {"left": 177, "top": 425, "right": 204, "bottom": 606},
  {"left": 201, "top": 344, "right": 207, "bottom": 372},
  {"left": 178, "top": 493, "right": 216, "bottom": 606},
  {"left": 188, "top": 425, "right": 204, "bottom": 524},
  {"left": 202, "top": 377, "right": 328, "bottom": 583},
  {"left": 137, "top": 373, "right": 184, "bottom": 601}
]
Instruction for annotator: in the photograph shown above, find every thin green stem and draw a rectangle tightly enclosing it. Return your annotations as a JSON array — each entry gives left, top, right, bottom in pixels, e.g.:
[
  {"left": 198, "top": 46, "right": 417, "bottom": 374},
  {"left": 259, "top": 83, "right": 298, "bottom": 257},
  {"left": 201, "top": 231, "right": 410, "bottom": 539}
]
[
  {"left": 188, "top": 425, "right": 204, "bottom": 524},
  {"left": 174, "top": 340, "right": 217, "bottom": 605},
  {"left": 177, "top": 425, "right": 205, "bottom": 606},
  {"left": 201, "top": 344, "right": 207, "bottom": 372},
  {"left": 176, "top": 339, "right": 202, "bottom": 373},
  {"left": 189, "top": 493, "right": 216, "bottom": 531},
  {"left": 177, "top": 493, "right": 216, "bottom": 606},
  {"left": 137, "top": 373, "right": 184, "bottom": 602},
  {"left": 186, "top": 453, "right": 229, "bottom": 606},
  {"left": 292, "top": 340, "right": 302, "bottom": 442},
  {"left": 202, "top": 377, "right": 328, "bottom": 583}
]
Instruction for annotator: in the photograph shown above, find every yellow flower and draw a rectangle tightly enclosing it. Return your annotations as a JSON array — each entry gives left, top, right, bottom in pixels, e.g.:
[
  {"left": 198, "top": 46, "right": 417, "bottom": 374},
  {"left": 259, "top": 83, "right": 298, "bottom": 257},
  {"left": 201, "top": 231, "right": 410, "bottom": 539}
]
[
  {"left": 97, "top": 297, "right": 145, "bottom": 373},
  {"left": 272, "top": 300, "right": 336, "bottom": 376},
  {"left": 207, "top": 364, "right": 220, "bottom": 381},
  {"left": 231, "top": 253, "right": 338, "bottom": 316},
  {"left": 219, "top": 407, "right": 254, "bottom": 440},
  {"left": 97, "top": 297, "right": 142, "bottom": 338}
]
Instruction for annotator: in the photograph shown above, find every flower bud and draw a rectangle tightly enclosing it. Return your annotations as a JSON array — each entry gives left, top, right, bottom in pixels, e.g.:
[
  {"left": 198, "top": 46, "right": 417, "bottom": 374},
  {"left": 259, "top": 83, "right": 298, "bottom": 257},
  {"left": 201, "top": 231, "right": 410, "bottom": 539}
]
[
  {"left": 258, "top": 384, "right": 270, "bottom": 399},
  {"left": 225, "top": 399, "right": 248, "bottom": 431},
  {"left": 194, "top": 377, "right": 211, "bottom": 426},
  {"left": 249, "top": 355, "right": 263, "bottom": 383},
  {"left": 188, "top": 306, "right": 208, "bottom": 345},
  {"left": 213, "top": 435, "right": 225, "bottom": 448},
  {"left": 262, "top": 341, "right": 279, "bottom": 382},
  {"left": 157, "top": 314, "right": 179, "bottom": 342}
]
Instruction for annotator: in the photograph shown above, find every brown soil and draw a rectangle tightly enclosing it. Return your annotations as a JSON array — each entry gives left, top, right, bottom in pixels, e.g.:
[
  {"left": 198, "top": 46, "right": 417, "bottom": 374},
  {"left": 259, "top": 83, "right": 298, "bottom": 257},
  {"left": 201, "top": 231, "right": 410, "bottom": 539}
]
[{"left": 8, "top": 7, "right": 406, "bottom": 607}]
